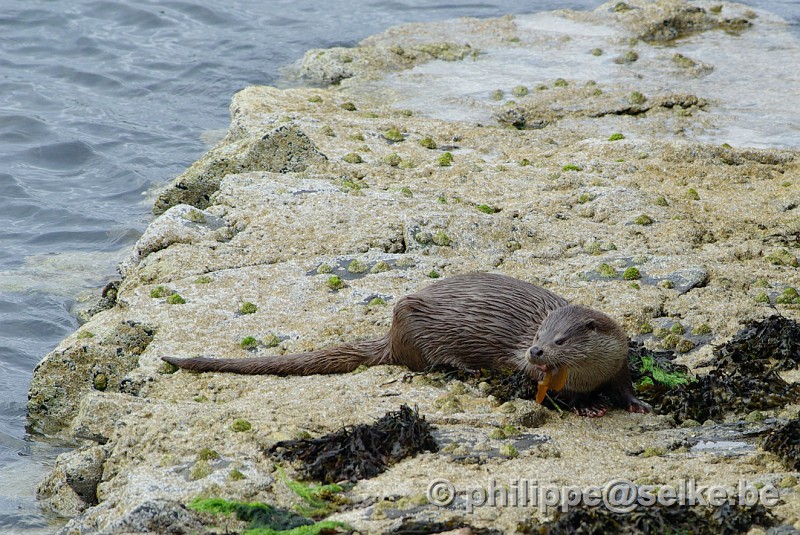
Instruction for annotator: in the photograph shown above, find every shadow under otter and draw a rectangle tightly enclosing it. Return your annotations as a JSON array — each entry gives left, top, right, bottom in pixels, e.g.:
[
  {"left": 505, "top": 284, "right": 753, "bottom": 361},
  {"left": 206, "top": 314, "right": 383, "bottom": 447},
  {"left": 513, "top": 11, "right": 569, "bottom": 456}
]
[{"left": 163, "top": 273, "right": 650, "bottom": 417}]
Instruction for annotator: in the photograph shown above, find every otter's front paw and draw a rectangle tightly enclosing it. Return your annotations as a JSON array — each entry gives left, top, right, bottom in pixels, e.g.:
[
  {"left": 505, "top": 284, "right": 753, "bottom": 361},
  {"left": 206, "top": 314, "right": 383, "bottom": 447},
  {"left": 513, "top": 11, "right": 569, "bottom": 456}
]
[{"left": 573, "top": 404, "right": 608, "bottom": 418}]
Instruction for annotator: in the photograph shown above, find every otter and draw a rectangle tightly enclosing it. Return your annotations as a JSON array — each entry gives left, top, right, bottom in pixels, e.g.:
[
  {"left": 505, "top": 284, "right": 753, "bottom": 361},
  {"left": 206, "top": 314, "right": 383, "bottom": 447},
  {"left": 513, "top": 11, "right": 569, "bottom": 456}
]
[{"left": 162, "top": 273, "right": 650, "bottom": 417}]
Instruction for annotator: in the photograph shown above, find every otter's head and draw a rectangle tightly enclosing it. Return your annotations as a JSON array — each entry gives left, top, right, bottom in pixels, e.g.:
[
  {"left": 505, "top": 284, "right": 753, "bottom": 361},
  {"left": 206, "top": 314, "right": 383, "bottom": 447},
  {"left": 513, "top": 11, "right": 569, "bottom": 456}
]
[{"left": 524, "top": 305, "right": 628, "bottom": 391}]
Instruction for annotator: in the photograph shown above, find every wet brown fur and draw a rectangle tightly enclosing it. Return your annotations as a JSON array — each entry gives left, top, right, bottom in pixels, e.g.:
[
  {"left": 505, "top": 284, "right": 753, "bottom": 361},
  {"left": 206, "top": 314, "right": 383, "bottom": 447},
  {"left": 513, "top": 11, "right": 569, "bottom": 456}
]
[{"left": 162, "top": 273, "right": 648, "bottom": 414}]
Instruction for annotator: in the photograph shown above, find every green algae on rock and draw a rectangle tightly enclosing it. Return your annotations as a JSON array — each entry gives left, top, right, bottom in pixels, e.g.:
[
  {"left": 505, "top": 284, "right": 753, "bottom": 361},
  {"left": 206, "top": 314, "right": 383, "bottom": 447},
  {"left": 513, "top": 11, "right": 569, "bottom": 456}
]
[
  {"left": 230, "top": 418, "right": 252, "bottom": 432},
  {"left": 326, "top": 275, "right": 344, "bottom": 290},
  {"left": 346, "top": 259, "right": 368, "bottom": 274},
  {"left": 342, "top": 152, "right": 363, "bottom": 164},
  {"left": 150, "top": 285, "right": 173, "bottom": 298},
  {"left": 370, "top": 261, "right": 391, "bottom": 274},
  {"left": 382, "top": 153, "right": 402, "bottom": 166},
  {"left": 776, "top": 287, "right": 800, "bottom": 305},
  {"left": 437, "top": 151, "right": 454, "bottom": 166},
  {"left": 383, "top": 128, "right": 405, "bottom": 142},
  {"left": 512, "top": 85, "right": 528, "bottom": 97},
  {"left": 240, "top": 302, "right": 258, "bottom": 315},
  {"left": 432, "top": 231, "right": 451, "bottom": 247},
  {"left": 166, "top": 293, "right": 186, "bottom": 305},
  {"left": 189, "top": 497, "right": 350, "bottom": 535},
  {"left": 597, "top": 263, "right": 617, "bottom": 278},
  {"left": 240, "top": 336, "right": 258, "bottom": 350},
  {"left": 622, "top": 267, "right": 641, "bottom": 280},
  {"left": 418, "top": 136, "right": 437, "bottom": 149}
]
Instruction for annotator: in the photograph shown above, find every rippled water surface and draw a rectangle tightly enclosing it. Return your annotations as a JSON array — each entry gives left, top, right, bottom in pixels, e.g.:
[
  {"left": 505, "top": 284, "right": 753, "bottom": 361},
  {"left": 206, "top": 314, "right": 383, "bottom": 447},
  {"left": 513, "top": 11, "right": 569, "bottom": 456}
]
[{"left": 0, "top": 0, "right": 796, "bottom": 532}]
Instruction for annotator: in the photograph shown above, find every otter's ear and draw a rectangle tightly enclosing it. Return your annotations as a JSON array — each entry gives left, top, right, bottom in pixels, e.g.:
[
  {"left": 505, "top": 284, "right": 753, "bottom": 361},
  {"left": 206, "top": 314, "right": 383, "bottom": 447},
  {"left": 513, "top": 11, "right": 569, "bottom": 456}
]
[{"left": 585, "top": 318, "right": 597, "bottom": 331}]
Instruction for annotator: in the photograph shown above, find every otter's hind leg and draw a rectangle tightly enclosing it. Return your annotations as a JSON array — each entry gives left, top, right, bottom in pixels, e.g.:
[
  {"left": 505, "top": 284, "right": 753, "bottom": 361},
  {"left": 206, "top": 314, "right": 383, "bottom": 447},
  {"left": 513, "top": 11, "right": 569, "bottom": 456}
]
[{"left": 383, "top": 296, "right": 428, "bottom": 371}]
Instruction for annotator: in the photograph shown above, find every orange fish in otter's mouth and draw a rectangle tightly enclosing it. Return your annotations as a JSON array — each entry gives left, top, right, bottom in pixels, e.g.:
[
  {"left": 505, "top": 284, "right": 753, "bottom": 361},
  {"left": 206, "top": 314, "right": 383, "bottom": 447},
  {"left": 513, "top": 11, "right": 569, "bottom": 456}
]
[{"left": 535, "top": 366, "right": 569, "bottom": 404}]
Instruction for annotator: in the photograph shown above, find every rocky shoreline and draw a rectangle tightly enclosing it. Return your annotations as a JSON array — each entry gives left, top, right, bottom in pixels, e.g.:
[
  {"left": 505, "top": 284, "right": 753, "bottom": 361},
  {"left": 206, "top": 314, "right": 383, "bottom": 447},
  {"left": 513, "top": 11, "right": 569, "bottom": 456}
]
[{"left": 29, "top": 1, "right": 800, "bottom": 533}]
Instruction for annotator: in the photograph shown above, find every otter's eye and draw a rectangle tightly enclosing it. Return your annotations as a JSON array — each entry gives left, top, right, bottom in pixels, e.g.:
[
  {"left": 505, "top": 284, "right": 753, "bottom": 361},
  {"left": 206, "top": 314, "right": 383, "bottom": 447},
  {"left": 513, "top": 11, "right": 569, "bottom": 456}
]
[{"left": 554, "top": 338, "right": 566, "bottom": 346}]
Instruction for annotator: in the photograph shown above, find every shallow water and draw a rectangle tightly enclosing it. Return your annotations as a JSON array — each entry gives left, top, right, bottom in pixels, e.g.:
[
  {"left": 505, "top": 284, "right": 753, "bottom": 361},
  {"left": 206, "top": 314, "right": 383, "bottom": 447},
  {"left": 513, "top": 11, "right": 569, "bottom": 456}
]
[{"left": 0, "top": 0, "right": 796, "bottom": 532}]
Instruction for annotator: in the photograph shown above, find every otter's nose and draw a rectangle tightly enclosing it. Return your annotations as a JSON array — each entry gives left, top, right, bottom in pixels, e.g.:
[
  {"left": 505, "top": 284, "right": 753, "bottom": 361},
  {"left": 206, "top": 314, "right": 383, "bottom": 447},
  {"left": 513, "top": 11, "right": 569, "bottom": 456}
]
[{"left": 528, "top": 346, "right": 544, "bottom": 359}]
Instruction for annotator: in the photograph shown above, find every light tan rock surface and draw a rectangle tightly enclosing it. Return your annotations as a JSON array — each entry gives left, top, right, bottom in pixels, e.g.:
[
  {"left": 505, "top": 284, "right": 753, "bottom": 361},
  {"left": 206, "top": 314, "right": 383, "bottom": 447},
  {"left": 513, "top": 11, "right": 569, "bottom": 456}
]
[{"left": 29, "top": 1, "right": 800, "bottom": 533}]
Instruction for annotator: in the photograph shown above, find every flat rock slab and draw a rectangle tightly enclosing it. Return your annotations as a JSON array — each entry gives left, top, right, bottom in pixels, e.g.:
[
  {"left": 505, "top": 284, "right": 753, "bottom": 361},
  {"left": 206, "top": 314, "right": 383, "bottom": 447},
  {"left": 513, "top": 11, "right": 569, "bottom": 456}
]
[{"left": 28, "top": 1, "right": 800, "bottom": 533}]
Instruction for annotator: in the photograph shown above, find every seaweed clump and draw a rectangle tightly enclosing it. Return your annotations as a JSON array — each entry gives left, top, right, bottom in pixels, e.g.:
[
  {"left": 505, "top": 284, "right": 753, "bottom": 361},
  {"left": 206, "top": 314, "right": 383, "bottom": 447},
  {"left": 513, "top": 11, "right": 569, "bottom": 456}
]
[
  {"left": 762, "top": 417, "right": 800, "bottom": 470},
  {"left": 267, "top": 405, "right": 437, "bottom": 482},
  {"left": 655, "top": 316, "right": 800, "bottom": 423},
  {"left": 389, "top": 519, "right": 501, "bottom": 535},
  {"left": 715, "top": 315, "right": 800, "bottom": 371},
  {"left": 518, "top": 502, "right": 775, "bottom": 535}
]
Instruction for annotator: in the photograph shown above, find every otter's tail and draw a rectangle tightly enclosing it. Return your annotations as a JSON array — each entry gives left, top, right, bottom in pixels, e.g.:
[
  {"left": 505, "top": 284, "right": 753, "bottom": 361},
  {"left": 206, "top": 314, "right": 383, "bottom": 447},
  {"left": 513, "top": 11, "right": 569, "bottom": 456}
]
[{"left": 161, "top": 336, "right": 390, "bottom": 376}]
